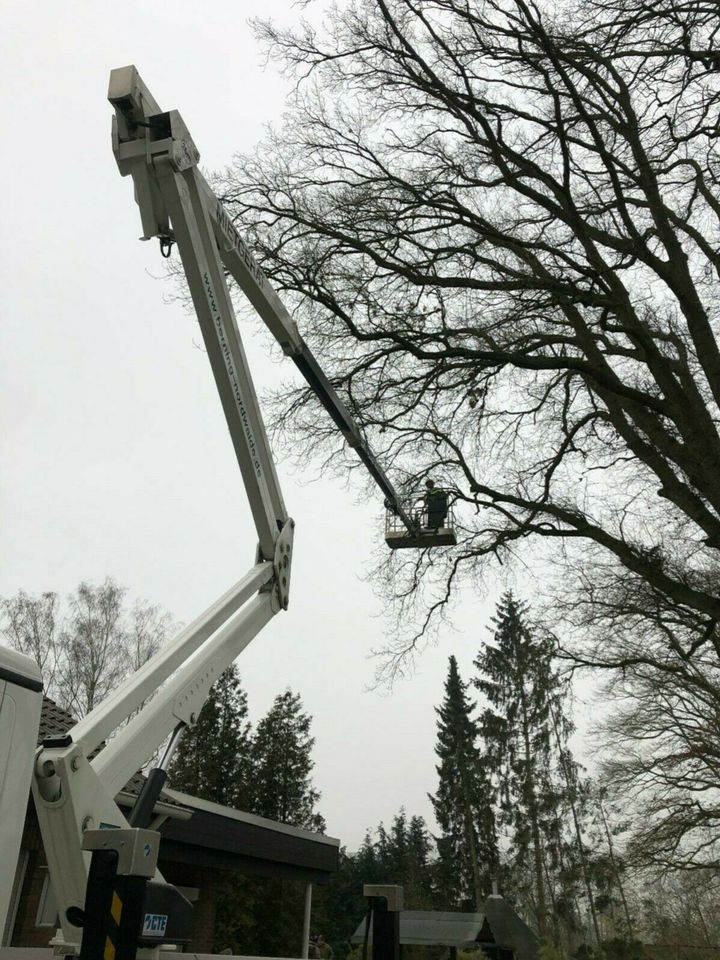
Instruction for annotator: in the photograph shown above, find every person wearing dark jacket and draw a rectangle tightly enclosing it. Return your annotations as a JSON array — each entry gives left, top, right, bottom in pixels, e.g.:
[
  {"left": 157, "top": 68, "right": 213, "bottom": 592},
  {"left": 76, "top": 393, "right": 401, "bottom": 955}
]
[{"left": 424, "top": 479, "right": 448, "bottom": 529}]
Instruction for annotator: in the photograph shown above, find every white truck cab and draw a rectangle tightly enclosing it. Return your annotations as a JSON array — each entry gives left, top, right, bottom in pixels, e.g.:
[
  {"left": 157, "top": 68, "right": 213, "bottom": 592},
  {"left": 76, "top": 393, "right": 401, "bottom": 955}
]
[{"left": 0, "top": 647, "right": 43, "bottom": 933}]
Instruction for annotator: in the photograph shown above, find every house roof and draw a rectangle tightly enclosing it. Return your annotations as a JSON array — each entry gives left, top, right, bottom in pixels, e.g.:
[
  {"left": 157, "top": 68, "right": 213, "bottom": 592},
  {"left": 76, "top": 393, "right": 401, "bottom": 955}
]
[
  {"left": 159, "top": 790, "right": 339, "bottom": 882},
  {"left": 38, "top": 697, "right": 77, "bottom": 740},
  {"left": 36, "top": 698, "right": 340, "bottom": 882},
  {"left": 165, "top": 790, "right": 340, "bottom": 847},
  {"left": 482, "top": 896, "right": 539, "bottom": 960},
  {"left": 350, "top": 901, "right": 538, "bottom": 958}
]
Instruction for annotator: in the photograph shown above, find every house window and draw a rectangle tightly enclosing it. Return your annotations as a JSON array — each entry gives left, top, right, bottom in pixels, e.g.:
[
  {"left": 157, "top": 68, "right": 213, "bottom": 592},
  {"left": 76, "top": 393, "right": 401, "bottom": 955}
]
[{"left": 35, "top": 871, "right": 58, "bottom": 927}]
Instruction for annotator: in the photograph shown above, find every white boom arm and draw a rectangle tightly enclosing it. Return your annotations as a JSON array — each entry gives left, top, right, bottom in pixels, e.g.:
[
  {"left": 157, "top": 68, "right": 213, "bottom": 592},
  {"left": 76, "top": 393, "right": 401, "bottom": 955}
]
[
  {"left": 5, "top": 65, "right": 414, "bottom": 955},
  {"left": 109, "top": 66, "right": 289, "bottom": 561},
  {"left": 32, "top": 565, "right": 281, "bottom": 950},
  {"left": 28, "top": 69, "right": 302, "bottom": 953},
  {"left": 108, "top": 65, "right": 417, "bottom": 536}
]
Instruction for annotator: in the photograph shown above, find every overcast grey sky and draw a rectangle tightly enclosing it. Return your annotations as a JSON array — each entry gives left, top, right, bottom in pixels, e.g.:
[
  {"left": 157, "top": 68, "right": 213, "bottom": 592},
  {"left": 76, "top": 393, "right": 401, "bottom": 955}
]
[{"left": 1, "top": 0, "right": 588, "bottom": 848}]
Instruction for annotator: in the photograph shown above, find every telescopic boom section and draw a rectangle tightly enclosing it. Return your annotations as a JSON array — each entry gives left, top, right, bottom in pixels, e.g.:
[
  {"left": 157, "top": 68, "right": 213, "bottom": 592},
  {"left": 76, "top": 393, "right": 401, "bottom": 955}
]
[{"left": 108, "top": 65, "right": 417, "bottom": 538}]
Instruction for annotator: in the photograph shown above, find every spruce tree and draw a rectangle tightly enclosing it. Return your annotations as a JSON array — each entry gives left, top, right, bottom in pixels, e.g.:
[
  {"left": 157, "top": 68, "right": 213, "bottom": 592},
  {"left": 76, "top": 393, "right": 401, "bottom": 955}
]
[
  {"left": 169, "top": 665, "right": 252, "bottom": 808},
  {"left": 430, "top": 655, "right": 498, "bottom": 910},
  {"left": 474, "top": 594, "right": 563, "bottom": 938},
  {"left": 249, "top": 688, "right": 325, "bottom": 831}
]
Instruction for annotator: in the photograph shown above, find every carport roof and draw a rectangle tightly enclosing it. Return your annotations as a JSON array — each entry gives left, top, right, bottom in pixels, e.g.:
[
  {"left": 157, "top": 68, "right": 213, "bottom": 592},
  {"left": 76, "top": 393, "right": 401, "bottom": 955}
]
[
  {"left": 350, "top": 900, "right": 539, "bottom": 959},
  {"left": 351, "top": 910, "right": 491, "bottom": 947}
]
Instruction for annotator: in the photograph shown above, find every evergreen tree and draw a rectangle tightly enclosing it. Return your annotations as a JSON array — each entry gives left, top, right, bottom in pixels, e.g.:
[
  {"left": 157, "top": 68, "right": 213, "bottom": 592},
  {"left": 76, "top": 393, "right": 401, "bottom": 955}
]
[
  {"left": 406, "top": 815, "right": 434, "bottom": 908},
  {"left": 214, "top": 687, "right": 326, "bottom": 958},
  {"left": 430, "top": 655, "right": 498, "bottom": 910},
  {"left": 313, "top": 816, "right": 433, "bottom": 960},
  {"left": 375, "top": 810, "right": 435, "bottom": 908},
  {"left": 169, "top": 665, "right": 252, "bottom": 808},
  {"left": 474, "top": 594, "right": 566, "bottom": 939},
  {"left": 249, "top": 688, "right": 325, "bottom": 831},
  {"left": 312, "top": 844, "right": 377, "bottom": 960},
  {"left": 354, "top": 829, "right": 385, "bottom": 886}
]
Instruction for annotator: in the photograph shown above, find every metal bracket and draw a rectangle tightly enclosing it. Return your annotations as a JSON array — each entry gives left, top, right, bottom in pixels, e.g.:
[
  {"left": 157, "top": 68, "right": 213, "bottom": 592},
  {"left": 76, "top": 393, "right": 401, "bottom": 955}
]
[
  {"left": 363, "top": 885, "right": 404, "bottom": 912},
  {"left": 82, "top": 827, "right": 160, "bottom": 878}
]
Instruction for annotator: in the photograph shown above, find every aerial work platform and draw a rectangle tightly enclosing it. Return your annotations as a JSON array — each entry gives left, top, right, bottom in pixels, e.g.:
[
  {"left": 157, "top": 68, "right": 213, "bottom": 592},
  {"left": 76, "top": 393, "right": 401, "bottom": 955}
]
[{"left": 385, "top": 491, "right": 456, "bottom": 549}]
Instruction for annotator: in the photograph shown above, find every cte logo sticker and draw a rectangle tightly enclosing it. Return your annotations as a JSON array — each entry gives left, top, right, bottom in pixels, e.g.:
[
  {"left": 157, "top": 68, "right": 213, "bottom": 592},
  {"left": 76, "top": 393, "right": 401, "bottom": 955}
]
[{"left": 142, "top": 913, "right": 168, "bottom": 937}]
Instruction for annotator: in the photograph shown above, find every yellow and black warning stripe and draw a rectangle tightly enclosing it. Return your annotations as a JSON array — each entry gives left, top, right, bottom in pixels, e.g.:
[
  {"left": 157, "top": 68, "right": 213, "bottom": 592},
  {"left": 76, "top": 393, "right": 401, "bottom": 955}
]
[{"left": 101, "top": 889, "right": 124, "bottom": 960}]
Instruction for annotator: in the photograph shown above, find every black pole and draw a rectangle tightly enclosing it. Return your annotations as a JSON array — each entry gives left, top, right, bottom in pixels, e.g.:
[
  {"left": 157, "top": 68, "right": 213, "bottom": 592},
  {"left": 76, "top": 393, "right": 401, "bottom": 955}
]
[
  {"left": 127, "top": 723, "right": 184, "bottom": 829},
  {"left": 127, "top": 767, "right": 168, "bottom": 828},
  {"left": 371, "top": 896, "right": 400, "bottom": 960}
]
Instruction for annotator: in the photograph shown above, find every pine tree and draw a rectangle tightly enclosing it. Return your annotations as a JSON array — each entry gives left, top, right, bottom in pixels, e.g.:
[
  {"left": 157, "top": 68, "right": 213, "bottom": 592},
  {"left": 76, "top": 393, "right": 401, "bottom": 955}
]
[
  {"left": 430, "top": 655, "right": 498, "bottom": 910},
  {"left": 249, "top": 688, "right": 325, "bottom": 831},
  {"left": 474, "top": 594, "right": 564, "bottom": 938},
  {"left": 313, "top": 816, "right": 433, "bottom": 960},
  {"left": 169, "top": 666, "right": 252, "bottom": 808}
]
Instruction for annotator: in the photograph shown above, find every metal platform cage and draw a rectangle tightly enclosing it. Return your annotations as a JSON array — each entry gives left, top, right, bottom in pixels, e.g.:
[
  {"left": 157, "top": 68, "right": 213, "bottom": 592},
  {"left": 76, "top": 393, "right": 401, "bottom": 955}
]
[{"left": 385, "top": 493, "right": 457, "bottom": 549}]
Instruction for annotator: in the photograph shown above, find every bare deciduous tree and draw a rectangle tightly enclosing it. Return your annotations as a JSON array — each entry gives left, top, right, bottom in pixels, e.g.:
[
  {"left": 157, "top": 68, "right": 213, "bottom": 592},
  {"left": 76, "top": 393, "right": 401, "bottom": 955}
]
[
  {"left": 58, "top": 579, "right": 129, "bottom": 716},
  {"left": 216, "top": 0, "right": 720, "bottom": 651},
  {"left": 1, "top": 579, "right": 175, "bottom": 717},
  {"left": 127, "top": 598, "right": 172, "bottom": 672},
  {"left": 211, "top": 0, "right": 720, "bottom": 869},
  {"left": 553, "top": 566, "right": 720, "bottom": 869},
  {"left": 634, "top": 868, "right": 720, "bottom": 951},
  {"left": 600, "top": 654, "right": 720, "bottom": 872},
  {"left": 1, "top": 590, "right": 59, "bottom": 690}
]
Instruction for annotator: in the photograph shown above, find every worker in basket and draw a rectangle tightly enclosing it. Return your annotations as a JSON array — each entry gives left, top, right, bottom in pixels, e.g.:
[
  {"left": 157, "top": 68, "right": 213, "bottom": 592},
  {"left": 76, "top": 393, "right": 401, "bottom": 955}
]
[{"left": 423, "top": 479, "right": 449, "bottom": 530}]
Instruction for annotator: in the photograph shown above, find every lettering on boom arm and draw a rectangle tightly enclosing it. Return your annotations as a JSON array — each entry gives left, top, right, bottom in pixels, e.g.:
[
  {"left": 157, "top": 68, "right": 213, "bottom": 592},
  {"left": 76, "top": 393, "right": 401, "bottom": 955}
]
[
  {"left": 215, "top": 201, "right": 267, "bottom": 290},
  {"left": 202, "top": 271, "right": 264, "bottom": 481}
]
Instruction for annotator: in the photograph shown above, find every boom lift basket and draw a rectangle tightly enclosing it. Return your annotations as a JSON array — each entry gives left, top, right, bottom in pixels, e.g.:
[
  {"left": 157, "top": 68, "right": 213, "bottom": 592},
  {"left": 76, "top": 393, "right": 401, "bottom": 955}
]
[{"left": 385, "top": 493, "right": 457, "bottom": 549}]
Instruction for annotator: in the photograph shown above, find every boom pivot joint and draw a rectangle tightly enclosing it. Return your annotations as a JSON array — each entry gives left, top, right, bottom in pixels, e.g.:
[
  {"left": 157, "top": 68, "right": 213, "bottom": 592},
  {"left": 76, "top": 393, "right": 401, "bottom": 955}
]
[{"left": 263, "top": 517, "right": 295, "bottom": 612}]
